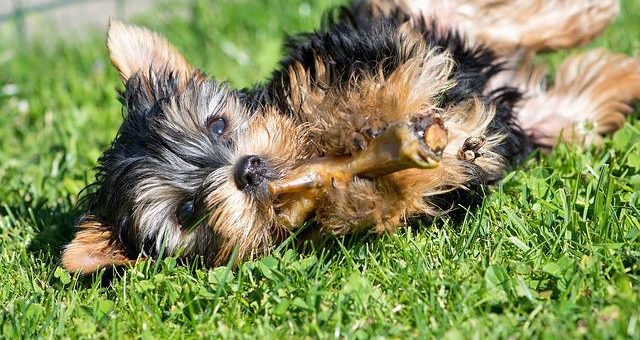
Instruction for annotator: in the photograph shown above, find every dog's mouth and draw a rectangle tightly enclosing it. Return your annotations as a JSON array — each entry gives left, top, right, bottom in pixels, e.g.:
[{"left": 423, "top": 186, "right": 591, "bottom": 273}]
[{"left": 268, "top": 114, "right": 448, "bottom": 228}]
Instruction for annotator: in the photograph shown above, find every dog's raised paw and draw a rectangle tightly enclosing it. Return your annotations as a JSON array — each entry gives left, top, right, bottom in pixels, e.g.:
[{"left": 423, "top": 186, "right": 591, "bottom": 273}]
[{"left": 457, "top": 136, "right": 486, "bottom": 162}]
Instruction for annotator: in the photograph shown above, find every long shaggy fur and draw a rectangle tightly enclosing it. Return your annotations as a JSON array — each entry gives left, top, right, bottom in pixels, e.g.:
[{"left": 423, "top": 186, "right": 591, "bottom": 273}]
[
  {"left": 515, "top": 50, "right": 640, "bottom": 147},
  {"left": 62, "top": 2, "right": 640, "bottom": 274},
  {"left": 348, "top": 0, "right": 620, "bottom": 54},
  {"left": 248, "top": 15, "right": 530, "bottom": 232}
]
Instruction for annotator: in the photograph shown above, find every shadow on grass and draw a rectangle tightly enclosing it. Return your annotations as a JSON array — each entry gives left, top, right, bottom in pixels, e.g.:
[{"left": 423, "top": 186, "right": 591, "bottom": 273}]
[{"left": 3, "top": 196, "right": 81, "bottom": 261}]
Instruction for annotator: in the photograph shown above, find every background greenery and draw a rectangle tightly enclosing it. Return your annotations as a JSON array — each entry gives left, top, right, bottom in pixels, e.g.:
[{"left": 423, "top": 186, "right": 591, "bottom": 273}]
[{"left": 1, "top": 0, "right": 639, "bottom": 337}]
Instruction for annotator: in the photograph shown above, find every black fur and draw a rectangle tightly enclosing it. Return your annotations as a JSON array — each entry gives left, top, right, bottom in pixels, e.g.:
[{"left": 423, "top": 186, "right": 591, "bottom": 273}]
[
  {"left": 248, "top": 9, "right": 531, "bottom": 216},
  {"left": 74, "top": 3, "right": 533, "bottom": 268},
  {"left": 80, "top": 71, "right": 237, "bottom": 259}
]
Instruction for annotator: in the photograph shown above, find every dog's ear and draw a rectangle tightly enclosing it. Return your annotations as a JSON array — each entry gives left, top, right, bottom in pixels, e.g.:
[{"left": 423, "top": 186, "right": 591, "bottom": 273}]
[
  {"left": 62, "top": 221, "right": 135, "bottom": 274},
  {"left": 107, "top": 19, "right": 192, "bottom": 84}
]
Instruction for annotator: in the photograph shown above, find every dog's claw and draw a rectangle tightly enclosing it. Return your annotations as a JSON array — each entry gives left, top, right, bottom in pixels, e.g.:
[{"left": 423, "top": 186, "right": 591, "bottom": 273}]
[
  {"left": 463, "top": 136, "right": 486, "bottom": 152},
  {"left": 350, "top": 131, "right": 368, "bottom": 152},
  {"left": 458, "top": 136, "right": 486, "bottom": 162}
]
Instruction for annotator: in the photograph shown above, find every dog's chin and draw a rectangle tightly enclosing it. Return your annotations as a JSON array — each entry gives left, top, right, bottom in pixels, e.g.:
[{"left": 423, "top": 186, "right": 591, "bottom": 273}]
[{"left": 243, "top": 181, "right": 277, "bottom": 213}]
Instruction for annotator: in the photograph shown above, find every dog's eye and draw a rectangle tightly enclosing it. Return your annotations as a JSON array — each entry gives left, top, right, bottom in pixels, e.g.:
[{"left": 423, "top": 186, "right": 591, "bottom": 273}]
[
  {"left": 208, "top": 117, "right": 227, "bottom": 137},
  {"left": 177, "top": 200, "right": 197, "bottom": 229}
]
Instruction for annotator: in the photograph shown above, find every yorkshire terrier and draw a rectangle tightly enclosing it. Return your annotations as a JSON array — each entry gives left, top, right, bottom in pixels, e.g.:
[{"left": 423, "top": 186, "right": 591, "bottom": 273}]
[{"left": 62, "top": 0, "right": 640, "bottom": 274}]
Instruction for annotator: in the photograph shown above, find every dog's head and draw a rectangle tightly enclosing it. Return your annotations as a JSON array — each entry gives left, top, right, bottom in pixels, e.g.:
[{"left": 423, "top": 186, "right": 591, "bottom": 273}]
[{"left": 62, "top": 21, "right": 309, "bottom": 273}]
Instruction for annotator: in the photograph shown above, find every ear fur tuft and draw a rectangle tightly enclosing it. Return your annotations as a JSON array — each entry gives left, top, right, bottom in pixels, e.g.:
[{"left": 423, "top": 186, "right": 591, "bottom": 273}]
[
  {"left": 62, "top": 220, "right": 134, "bottom": 274},
  {"left": 107, "top": 19, "right": 192, "bottom": 84}
]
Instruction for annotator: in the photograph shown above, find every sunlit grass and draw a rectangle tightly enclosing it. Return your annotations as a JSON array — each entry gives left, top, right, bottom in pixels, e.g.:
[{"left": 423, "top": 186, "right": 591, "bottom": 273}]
[{"left": 1, "top": 0, "right": 639, "bottom": 337}]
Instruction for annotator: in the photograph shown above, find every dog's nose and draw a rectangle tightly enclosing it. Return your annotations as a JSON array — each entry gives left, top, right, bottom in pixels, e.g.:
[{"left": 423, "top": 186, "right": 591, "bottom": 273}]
[{"left": 233, "top": 155, "right": 269, "bottom": 190}]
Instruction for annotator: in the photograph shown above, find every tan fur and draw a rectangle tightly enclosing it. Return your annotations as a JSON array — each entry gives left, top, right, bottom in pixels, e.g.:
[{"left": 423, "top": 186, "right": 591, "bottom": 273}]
[
  {"left": 204, "top": 109, "right": 313, "bottom": 265},
  {"left": 319, "top": 98, "right": 504, "bottom": 234},
  {"left": 515, "top": 50, "right": 640, "bottom": 147},
  {"left": 289, "top": 45, "right": 505, "bottom": 233},
  {"left": 355, "top": 0, "right": 414, "bottom": 18},
  {"left": 66, "top": 22, "right": 314, "bottom": 273},
  {"left": 66, "top": 6, "right": 638, "bottom": 273},
  {"left": 362, "top": 0, "right": 619, "bottom": 54},
  {"left": 271, "top": 24, "right": 510, "bottom": 235},
  {"left": 108, "top": 19, "right": 193, "bottom": 84},
  {"left": 286, "top": 27, "right": 455, "bottom": 156},
  {"left": 62, "top": 221, "right": 134, "bottom": 273}
]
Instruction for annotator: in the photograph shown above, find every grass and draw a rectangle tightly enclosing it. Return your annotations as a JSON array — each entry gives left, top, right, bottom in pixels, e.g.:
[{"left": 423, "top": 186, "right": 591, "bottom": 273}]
[{"left": 1, "top": 0, "right": 639, "bottom": 337}]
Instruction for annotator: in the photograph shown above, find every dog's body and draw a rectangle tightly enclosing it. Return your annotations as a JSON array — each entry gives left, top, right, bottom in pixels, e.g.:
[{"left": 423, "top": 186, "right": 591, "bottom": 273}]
[
  {"left": 248, "top": 13, "right": 530, "bottom": 234},
  {"left": 62, "top": 0, "right": 640, "bottom": 273}
]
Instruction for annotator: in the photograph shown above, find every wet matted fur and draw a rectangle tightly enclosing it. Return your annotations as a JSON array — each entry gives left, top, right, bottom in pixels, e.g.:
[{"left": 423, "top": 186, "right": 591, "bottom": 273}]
[{"left": 62, "top": 1, "right": 640, "bottom": 273}]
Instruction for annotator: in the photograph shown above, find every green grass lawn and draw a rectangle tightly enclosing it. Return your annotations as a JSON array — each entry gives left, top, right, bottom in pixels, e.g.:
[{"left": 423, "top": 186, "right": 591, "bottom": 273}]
[{"left": 1, "top": 0, "right": 639, "bottom": 337}]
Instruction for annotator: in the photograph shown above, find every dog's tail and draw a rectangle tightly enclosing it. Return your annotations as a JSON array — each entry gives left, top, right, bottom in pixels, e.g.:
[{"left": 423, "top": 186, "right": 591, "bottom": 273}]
[{"left": 512, "top": 50, "right": 640, "bottom": 148}]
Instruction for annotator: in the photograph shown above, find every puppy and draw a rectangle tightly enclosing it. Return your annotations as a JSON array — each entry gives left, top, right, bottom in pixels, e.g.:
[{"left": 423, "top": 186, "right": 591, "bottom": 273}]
[{"left": 62, "top": 1, "right": 640, "bottom": 273}]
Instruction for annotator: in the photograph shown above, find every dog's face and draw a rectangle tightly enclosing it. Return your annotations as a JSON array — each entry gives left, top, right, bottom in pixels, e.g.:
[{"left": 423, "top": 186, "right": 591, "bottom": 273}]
[{"left": 62, "top": 21, "right": 309, "bottom": 273}]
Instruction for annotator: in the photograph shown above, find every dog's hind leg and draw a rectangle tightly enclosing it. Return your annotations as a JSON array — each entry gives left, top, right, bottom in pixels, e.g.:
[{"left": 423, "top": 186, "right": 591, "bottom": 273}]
[
  {"left": 349, "top": 0, "right": 620, "bottom": 55},
  {"left": 513, "top": 49, "right": 640, "bottom": 148}
]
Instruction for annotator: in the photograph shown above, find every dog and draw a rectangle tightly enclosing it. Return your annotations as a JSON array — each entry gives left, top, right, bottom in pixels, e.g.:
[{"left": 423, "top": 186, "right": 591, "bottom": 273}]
[{"left": 62, "top": 0, "right": 640, "bottom": 274}]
